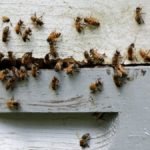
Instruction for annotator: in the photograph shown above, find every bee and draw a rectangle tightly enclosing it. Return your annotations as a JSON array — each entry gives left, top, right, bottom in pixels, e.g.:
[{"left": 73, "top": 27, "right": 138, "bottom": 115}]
[
  {"left": 90, "top": 49, "right": 104, "bottom": 64},
  {"left": 15, "top": 19, "right": 24, "bottom": 35},
  {"left": 135, "top": 7, "right": 144, "bottom": 24},
  {"left": 2, "top": 26, "right": 10, "bottom": 42},
  {"left": 47, "top": 31, "right": 61, "bottom": 45},
  {"left": 31, "top": 13, "right": 44, "bottom": 26},
  {"left": 54, "top": 60, "right": 63, "bottom": 72},
  {"left": 113, "top": 64, "right": 127, "bottom": 87},
  {"left": 50, "top": 44, "right": 58, "bottom": 58},
  {"left": 80, "top": 133, "right": 90, "bottom": 148},
  {"left": 0, "top": 52, "right": 4, "bottom": 61},
  {"left": 112, "top": 50, "right": 121, "bottom": 66},
  {"left": 17, "top": 66, "right": 28, "bottom": 80},
  {"left": 75, "top": 16, "right": 84, "bottom": 33},
  {"left": 84, "top": 16, "right": 100, "bottom": 27},
  {"left": 31, "top": 63, "right": 39, "bottom": 77},
  {"left": 139, "top": 49, "right": 150, "bottom": 62},
  {"left": 7, "top": 51, "right": 16, "bottom": 65},
  {"left": 0, "top": 69, "right": 9, "bottom": 81},
  {"left": 6, "top": 97, "right": 19, "bottom": 110},
  {"left": 127, "top": 43, "right": 136, "bottom": 61},
  {"left": 44, "top": 53, "right": 51, "bottom": 65},
  {"left": 64, "top": 63, "right": 79, "bottom": 75},
  {"left": 22, "top": 27, "right": 32, "bottom": 42},
  {"left": 21, "top": 52, "right": 33, "bottom": 66},
  {"left": 84, "top": 51, "right": 93, "bottom": 64},
  {"left": 2, "top": 16, "right": 10, "bottom": 23},
  {"left": 89, "top": 79, "right": 103, "bottom": 93},
  {"left": 127, "top": 43, "right": 135, "bottom": 61},
  {"left": 50, "top": 76, "right": 59, "bottom": 90},
  {"left": 5, "top": 76, "right": 16, "bottom": 90}
]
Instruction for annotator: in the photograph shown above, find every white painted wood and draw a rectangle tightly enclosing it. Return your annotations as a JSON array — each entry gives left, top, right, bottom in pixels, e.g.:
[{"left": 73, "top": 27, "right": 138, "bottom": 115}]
[
  {"left": 0, "top": 113, "right": 118, "bottom": 150},
  {"left": 0, "top": 0, "right": 150, "bottom": 149},
  {"left": 0, "top": 67, "right": 149, "bottom": 112},
  {"left": 0, "top": 0, "right": 149, "bottom": 63}
]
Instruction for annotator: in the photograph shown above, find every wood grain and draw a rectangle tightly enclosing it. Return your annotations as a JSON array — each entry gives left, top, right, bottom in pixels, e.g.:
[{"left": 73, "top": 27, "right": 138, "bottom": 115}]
[
  {"left": 0, "top": 113, "right": 118, "bottom": 150},
  {"left": 0, "top": 67, "right": 149, "bottom": 112}
]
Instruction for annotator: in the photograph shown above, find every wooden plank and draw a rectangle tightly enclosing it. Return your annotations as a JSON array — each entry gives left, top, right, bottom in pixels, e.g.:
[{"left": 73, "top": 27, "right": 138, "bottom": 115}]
[
  {"left": 0, "top": 67, "right": 149, "bottom": 112},
  {"left": 0, "top": 0, "right": 149, "bottom": 63},
  {"left": 0, "top": 113, "right": 118, "bottom": 150}
]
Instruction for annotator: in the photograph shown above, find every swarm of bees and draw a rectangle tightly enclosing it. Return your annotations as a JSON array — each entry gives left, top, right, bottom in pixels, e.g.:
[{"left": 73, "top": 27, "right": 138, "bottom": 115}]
[
  {"left": 1, "top": 12, "right": 45, "bottom": 43},
  {"left": 80, "top": 133, "right": 91, "bottom": 148},
  {"left": 0, "top": 7, "right": 149, "bottom": 117}
]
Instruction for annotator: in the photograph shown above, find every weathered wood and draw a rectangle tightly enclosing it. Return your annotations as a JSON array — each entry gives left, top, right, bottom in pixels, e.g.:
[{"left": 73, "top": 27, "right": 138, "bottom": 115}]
[
  {"left": 0, "top": 67, "right": 149, "bottom": 112},
  {"left": 0, "top": 113, "right": 118, "bottom": 150},
  {"left": 0, "top": 0, "right": 149, "bottom": 63},
  {"left": 0, "top": 0, "right": 150, "bottom": 149}
]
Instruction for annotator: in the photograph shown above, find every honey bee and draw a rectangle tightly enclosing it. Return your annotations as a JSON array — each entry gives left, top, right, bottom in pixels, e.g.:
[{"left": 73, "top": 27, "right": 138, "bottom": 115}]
[
  {"left": 113, "top": 64, "right": 127, "bottom": 87},
  {"left": 22, "top": 27, "right": 32, "bottom": 42},
  {"left": 6, "top": 97, "right": 19, "bottom": 110},
  {"left": 5, "top": 76, "right": 16, "bottom": 90},
  {"left": 21, "top": 52, "right": 33, "bottom": 66},
  {"left": 47, "top": 31, "right": 61, "bottom": 45},
  {"left": 44, "top": 53, "right": 51, "bottom": 65},
  {"left": 31, "top": 63, "right": 39, "bottom": 77},
  {"left": 18, "top": 66, "right": 28, "bottom": 80},
  {"left": 90, "top": 49, "right": 104, "bottom": 64},
  {"left": 50, "top": 44, "right": 58, "bottom": 58},
  {"left": 135, "top": 7, "right": 144, "bottom": 24},
  {"left": 127, "top": 43, "right": 135, "bottom": 61},
  {"left": 64, "top": 63, "right": 79, "bottom": 75},
  {"left": 139, "top": 49, "right": 150, "bottom": 62},
  {"left": 0, "top": 69, "right": 9, "bottom": 81},
  {"left": 15, "top": 19, "right": 24, "bottom": 35},
  {"left": 0, "top": 52, "right": 4, "bottom": 61},
  {"left": 2, "top": 16, "right": 10, "bottom": 23},
  {"left": 89, "top": 79, "right": 103, "bottom": 93},
  {"left": 2, "top": 26, "right": 10, "bottom": 42},
  {"left": 75, "top": 16, "right": 84, "bottom": 33},
  {"left": 31, "top": 13, "right": 44, "bottom": 26},
  {"left": 7, "top": 51, "right": 16, "bottom": 65},
  {"left": 112, "top": 50, "right": 121, "bottom": 66},
  {"left": 84, "top": 16, "right": 100, "bottom": 27},
  {"left": 84, "top": 51, "right": 93, "bottom": 64},
  {"left": 50, "top": 76, "right": 59, "bottom": 90},
  {"left": 54, "top": 60, "right": 63, "bottom": 72},
  {"left": 80, "top": 133, "right": 91, "bottom": 148}
]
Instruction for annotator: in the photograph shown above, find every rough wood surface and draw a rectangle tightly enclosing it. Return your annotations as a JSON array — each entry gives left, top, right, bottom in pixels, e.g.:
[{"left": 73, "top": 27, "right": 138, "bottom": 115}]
[
  {"left": 0, "top": 0, "right": 150, "bottom": 149},
  {"left": 0, "top": 67, "right": 149, "bottom": 112},
  {"left": 0, "top": 113, "right": 118, "bottom": 150},
  {"left": 0, "top": 0, "right": 149, "bottom": 63}
]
